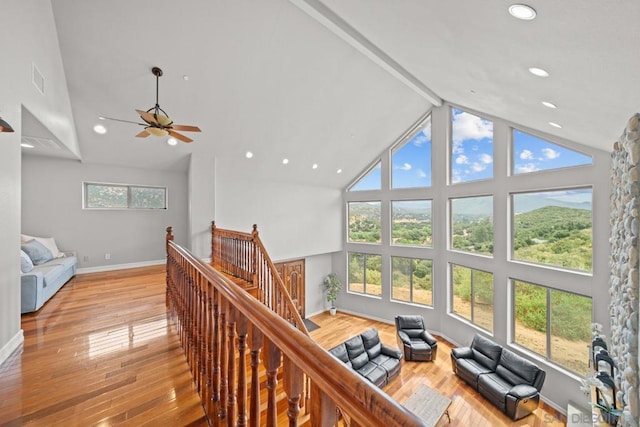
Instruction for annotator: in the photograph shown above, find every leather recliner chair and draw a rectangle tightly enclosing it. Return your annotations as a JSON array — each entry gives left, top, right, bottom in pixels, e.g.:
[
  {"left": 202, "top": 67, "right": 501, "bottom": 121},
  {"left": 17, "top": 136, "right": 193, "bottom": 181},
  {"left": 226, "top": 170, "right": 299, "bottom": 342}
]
[{"left": 394, "top": 315, "right": 438, "bottom": 362}]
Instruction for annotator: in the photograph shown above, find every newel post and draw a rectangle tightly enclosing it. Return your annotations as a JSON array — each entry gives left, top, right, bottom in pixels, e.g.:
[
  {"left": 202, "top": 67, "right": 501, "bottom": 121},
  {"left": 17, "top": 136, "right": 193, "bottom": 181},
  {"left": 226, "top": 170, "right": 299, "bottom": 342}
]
[
  {"left": 211, "top": 221, "right": 216, "bottom": 264},
  {"left": 251, "top": 224, "right": 259, "bottom": 286},
  {"left": 166, "top": 226, "right": 174, "bottom": 252}
]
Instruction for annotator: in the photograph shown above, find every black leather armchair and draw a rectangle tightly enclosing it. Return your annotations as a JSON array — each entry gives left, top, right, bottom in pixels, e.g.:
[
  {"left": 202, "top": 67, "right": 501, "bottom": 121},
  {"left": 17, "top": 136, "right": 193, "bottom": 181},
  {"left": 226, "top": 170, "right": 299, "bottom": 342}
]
[
  {"left": 451, "top": 334, "right": 546, "bottom": 420},
  {"left": 394, "top": 315, "right": 438, "bottom": 362}
]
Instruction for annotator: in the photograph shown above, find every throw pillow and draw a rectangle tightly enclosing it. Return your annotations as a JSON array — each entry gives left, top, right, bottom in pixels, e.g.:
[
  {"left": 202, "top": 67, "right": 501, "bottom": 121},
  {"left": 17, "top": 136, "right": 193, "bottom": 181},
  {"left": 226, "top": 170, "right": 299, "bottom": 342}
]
[
  {"left": 21, "top": 234, "right": 64, "bottom": 258},
  {"left": 21, "top": 240, "right": 54, "bottom": 265},
  {"left": 20, "top": 250, "right": 34, "bottom": 273}
]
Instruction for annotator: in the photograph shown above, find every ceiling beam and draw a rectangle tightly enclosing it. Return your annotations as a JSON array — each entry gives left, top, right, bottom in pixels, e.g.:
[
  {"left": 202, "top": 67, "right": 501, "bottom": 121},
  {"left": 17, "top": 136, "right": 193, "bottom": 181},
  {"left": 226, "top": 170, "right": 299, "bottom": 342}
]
[{"left": 289, "top": 0, "right": 442, "bottom": 106}]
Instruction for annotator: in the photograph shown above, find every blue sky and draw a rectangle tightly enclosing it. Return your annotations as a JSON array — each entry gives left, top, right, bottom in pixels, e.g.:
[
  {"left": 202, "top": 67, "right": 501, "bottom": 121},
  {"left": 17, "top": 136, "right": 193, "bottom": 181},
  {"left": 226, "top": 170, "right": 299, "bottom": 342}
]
[
  {"left": 513, "top": 130, "right": 592, "bottom": 174},
  {"left": 451, "top": 108, "right": 494, "bottom": 183},
  {"left": 391, "top": 120, "right": 432, "bottom": 188}
]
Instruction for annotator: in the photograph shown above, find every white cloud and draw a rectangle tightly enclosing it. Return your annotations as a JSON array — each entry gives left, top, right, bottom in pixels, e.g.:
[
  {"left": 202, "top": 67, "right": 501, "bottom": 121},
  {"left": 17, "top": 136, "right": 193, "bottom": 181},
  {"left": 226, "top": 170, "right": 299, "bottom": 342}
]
[
  {"left": 455, "top": 155, "right": 469, "bottom": 165},
  {"left": 515, "top": 163, "right": 539, "bottom": 173},
  {"left": 412, "top": 132, "right": 430, "bottom": 147},
  {"left": 542, "top": 148, "right": 560, "bottom": 159},
  {"left": 471, "top": 162, "right": 486, "bottom": 172},
  {"left": 479, "top": 153, "right": 493, "bottom": 164},
  {"left": 520, "top": 149, "right": 534, "bottom": 160},
  {"left": 452, "top": 110, "right": 494, "bottom": 144},
  {"left": 417, "top": 169, "right": 427, "bottom": 178},
  {"left": 400, "top": 162, "right": 412, "bottom": 171}
]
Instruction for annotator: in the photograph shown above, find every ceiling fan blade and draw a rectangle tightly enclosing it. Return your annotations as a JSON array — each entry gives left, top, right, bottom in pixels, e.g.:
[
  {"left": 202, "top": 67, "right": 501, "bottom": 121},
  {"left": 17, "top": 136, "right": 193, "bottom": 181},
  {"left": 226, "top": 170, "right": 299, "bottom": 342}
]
[
  {"left": 136, "top": 109, "right": 160, "bottom": 126},
  {"left": 100, "top": 116, "right": 146, "bottom": 126},
  {"left": 168, "top": 130, "right": 193, "bottom": 143},
  {"left": 171, "top": 124, "right": 201, "bottom": 132},
  {"left": 135, "top": 129, "right": 151, "bottom": 138}
]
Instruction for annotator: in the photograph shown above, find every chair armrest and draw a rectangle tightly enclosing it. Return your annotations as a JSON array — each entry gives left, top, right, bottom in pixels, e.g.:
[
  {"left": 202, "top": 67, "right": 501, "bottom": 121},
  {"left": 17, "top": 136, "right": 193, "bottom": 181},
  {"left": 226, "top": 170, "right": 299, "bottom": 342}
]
[
  {"left": 451, "top": 346, "right": 473, "bottom": 360},
  {"left": 397, "top": 330, "right": 411, "bottom": 345},
  {"left": 508, "top": 384, "right": 538, "bottom": 399},
  {"left": 381, "top": 345, "right": 403, "bottom": 360},
  {"left": 420, "top": 330, "right": 437, "bottom": 346}
]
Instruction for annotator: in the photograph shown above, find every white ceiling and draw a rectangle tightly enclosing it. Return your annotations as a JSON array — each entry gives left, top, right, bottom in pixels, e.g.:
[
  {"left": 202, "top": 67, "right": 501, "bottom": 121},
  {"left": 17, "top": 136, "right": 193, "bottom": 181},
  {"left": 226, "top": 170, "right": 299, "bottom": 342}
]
[{"left": 37, "top": 0, "right": 640, "bottom": 188}]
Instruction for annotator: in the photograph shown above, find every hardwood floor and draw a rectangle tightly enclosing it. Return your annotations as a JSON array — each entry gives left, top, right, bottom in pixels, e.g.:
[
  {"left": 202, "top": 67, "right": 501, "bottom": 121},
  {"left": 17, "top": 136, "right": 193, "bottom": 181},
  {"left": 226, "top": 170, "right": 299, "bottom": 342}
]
[{"left": 0, "top": 266, "right": 565, "bottom": 426}]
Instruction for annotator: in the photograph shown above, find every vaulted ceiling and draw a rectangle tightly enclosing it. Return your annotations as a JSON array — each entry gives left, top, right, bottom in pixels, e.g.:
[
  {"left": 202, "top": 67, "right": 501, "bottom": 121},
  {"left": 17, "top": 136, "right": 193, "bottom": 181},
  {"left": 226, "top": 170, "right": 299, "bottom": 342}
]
[{"left": 32, "top": 0, "right": 640, "bottom": 188}]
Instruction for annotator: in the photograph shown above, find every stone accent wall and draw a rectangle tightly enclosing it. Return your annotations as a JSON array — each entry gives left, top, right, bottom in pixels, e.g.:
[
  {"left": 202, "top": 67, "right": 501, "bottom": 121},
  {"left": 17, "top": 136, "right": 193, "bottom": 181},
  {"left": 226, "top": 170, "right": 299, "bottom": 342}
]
[{"left": 610, "top": 113, "right": 640, "bottom": 426}]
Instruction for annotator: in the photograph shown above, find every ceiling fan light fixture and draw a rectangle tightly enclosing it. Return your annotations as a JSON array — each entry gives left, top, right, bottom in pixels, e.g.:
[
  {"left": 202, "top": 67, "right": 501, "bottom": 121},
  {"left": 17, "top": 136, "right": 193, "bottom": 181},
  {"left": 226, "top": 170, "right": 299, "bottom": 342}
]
[
  {"left": 147, "top": 127, "right": 169, "bottom": 137},
  {"left": 0, "top": 117, "right": 15, "bottom": 133}
]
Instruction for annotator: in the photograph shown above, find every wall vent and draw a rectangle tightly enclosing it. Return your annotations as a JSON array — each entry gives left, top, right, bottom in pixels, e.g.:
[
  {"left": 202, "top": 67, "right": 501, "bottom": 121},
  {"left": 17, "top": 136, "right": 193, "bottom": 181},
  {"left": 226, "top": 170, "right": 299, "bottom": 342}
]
[{"left": 32, "top": 63, "right": 45, "bottom": 95}]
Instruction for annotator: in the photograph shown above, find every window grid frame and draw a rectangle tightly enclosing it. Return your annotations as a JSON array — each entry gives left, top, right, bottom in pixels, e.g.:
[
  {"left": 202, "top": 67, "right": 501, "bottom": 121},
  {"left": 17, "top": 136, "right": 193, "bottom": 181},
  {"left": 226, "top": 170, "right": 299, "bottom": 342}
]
[{"left": 83, "top": 181, "right": 168, "bottom": 210}]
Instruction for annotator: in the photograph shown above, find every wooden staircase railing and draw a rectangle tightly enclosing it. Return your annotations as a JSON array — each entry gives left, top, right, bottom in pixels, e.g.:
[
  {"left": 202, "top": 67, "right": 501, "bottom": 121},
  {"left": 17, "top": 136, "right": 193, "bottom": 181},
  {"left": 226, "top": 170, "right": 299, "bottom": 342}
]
[
  {"left": 165, "top": 226, "right": 426, "bottom": 427},
  {"left": 211, "top": 221, "right": 306, "bottom": 332}
]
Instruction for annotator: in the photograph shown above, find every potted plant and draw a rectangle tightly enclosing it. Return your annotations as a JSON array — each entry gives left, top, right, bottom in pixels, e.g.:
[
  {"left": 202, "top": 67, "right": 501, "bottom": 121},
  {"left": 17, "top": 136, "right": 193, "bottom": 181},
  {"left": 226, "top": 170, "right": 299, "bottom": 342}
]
[{"left": 322, "top": 273, "right": 342, "bottom": 315}]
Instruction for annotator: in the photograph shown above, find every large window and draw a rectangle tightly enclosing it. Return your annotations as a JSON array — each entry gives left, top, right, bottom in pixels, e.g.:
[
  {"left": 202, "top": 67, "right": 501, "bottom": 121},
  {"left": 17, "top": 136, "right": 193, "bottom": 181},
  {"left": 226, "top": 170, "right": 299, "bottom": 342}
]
[
  {"left": 391, "top": 257, "right": 432, "bottom": 306},
  {"left": 451, "top": 108, "right": 493, "bottom": 184},
  {"left": 451, "top": 264, "right": 493, "bottom": 332},
  {"left": 348, "top": 253, "right": 382, "bottom": 297},
  {"left": 391, "top": 200, "right": 432, "bottom": 247},
  {"left": 512, "top": 130, "right": 592, "bottom": 174},
  {"left": 84, "top": 182, "right": 167, "bottom": 209},
  {"left": 391, "top": 117, "right": 432, "bottom": 188},
  {"left": 513, "top": 280, "right": 591, "bottom": 375},
  {"left": 512, "top": 189, "right": 592, "bottom": 272},
  {"left": 348, "top": 201, "right": 381, "bottom": 244},
  {"left": 450, "top": 195, "right": 493, "bottom": 255}
]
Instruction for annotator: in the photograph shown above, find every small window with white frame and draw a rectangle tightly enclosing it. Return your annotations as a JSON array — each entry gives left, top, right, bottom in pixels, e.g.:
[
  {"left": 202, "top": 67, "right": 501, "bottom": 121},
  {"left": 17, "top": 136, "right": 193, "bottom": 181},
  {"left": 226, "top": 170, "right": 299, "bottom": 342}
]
[{"left": 83, "top": 182, "right": 167, "bottom": 210}]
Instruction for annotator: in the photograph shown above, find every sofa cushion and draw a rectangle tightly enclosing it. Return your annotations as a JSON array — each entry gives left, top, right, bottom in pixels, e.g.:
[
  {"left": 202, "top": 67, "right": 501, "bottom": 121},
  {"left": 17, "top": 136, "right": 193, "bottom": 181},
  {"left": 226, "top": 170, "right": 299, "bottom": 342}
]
[
  {"left": 22, "top": 240, "right": 54, "bottom": 265},
  {"left": 371, "top": 354, "right": 401, "bottom": 378},
  {"left": 455, "top": 358, "right": 493, "bottom": 388},
  {"left": 329, "top": 343, "right": 352, "bottom": 368},
  {"left": 478, "top": 373, "right": 510, "bottom": 412},
  {"left": 356, "top": 362, "right": 387, "bottom": 387},
  {"left": 20, "top": 250, "right": 34, "bottom": 273},
  {"left": 470, "top": 335, "right": 503, "bottom": 371},
  {"left": 361, "top": 328, "right": 383, "bottom": 359},
  {"left": 495, "top": 348, "right": 541, "bottom": 387},
  {"left": 345, "top": 335, "right": 369, "bottom": 370}
]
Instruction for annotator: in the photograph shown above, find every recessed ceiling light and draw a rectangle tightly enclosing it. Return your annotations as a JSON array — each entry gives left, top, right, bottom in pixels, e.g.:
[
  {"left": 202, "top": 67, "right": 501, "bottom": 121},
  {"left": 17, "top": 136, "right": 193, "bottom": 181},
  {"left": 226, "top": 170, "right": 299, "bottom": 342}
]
[
  {"left": 528, "top": 67, "right": 549, "bottom": 77},
  {"left": 509, "top": 4, "right": 537, "bottom": 20},
  {"left": 183, "top": 75, "right": 189, "bottom": 81},
  {"left": 98, "top": 116, "right": 106, "bottom": 120},
  {"left": 245, "top": 151, "right": 253, "bottom": 158},
  {"left": 312, "top": 164, "right": 318, "bottom": 169},
  {"left": 541, "top": 101, "right": 557, "bottom": 109},
  {"left": 337, "top": 168, "right": 342, "bottom": 174},
  {"left": 93, "top": 124, "right": 107, "bottom": 134},
  {"left": 21, "top": 143, "right": 34, "bottom": 148},
  {"left": 167, "top": 137, "right": 178, "bottom": 146},
  {"left": 282, "top": 158, "right": 289, "bottom": 164},
  {"left": 549, "top": 122, "right": 562, "bottom": 128}
]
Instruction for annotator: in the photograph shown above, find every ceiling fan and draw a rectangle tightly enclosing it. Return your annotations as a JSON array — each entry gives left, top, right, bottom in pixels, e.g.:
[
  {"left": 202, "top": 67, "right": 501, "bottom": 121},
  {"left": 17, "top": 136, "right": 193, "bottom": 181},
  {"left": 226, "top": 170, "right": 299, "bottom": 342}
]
[{"left": 101, "top": 67, "right": 201, "bottom": 143}]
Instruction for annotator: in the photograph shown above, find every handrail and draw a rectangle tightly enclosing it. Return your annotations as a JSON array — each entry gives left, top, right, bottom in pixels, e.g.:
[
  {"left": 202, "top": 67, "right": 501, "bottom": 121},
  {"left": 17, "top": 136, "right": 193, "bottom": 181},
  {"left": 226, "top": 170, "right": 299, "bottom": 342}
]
[
  {"left": 211, "top": 221, "right": 307, "bottom": 335},
  {"left": 166, "top": 227, "right": 426, "bottom": 426}
]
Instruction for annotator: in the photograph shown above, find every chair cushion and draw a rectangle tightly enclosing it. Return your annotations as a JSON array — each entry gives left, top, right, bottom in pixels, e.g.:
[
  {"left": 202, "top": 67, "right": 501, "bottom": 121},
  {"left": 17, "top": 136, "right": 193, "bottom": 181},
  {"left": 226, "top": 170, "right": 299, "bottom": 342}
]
[{"left": 396, "top": 315, "right": 425, "bottom": 338}]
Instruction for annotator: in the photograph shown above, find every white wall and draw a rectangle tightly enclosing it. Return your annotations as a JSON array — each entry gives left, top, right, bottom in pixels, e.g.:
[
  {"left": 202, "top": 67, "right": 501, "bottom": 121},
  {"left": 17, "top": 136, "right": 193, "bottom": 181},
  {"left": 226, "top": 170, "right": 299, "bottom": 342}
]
[
  {"left": 0, "top": 0, "right": 80, "bottom": 365},
  {"left": 22, "top": 156, "right": 188, "bottom": 269},
  {"left": 188, "top": 154, "right": 216, "bottom": 259},
  {"left": 215, "top": 168, "right": 343, "bottom": 261}
]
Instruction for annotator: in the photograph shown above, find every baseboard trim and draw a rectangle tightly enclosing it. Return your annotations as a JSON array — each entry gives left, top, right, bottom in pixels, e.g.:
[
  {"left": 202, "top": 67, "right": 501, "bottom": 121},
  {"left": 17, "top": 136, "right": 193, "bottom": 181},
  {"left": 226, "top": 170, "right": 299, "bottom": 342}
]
[
  {"left": 0, "top": 329, "right": 24, "bottom": 368},
  {"left": 77, "top": 259, "right": 166, "bottom": 274}
]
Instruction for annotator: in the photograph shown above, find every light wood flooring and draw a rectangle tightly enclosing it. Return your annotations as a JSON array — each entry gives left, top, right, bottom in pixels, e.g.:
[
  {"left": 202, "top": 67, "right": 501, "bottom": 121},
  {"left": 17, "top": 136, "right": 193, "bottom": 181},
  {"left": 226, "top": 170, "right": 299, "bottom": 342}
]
[{"left": 0, "top": 266, "right": 565, "bottom": 426}]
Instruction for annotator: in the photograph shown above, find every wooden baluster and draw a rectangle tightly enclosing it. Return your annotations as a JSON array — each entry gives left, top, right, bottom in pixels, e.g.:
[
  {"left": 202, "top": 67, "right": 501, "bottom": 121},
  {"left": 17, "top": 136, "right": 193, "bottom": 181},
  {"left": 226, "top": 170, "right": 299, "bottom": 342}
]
[
  {"left": 236, "top": 311, "right": 248, "bottom": 427},
  {"left": 310, "top": 382, "right": 338, "bottom": 427},
  {"left": 283, "top": 355, "right": 303, "bottom": 427},
  {"left": 263, "top": 338, "right": 281, "bottom": 427},
  {"left": 219, "top": 300, "right": 228, "bottom": 422},
  {"left": 249, "top": 324, "right": 262, "bottom": 427},
  {"left": 211, "top": 221, "right": 216, "bottom": 265},
  {"left": 212, "top": 289, "right": 221, "bottom": 427},
  {"left": 204, "top": 280, "right": 213, "bottom": 418},
  {"left": 226, "top": 304, "right": 237, "bottom": 427}
]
